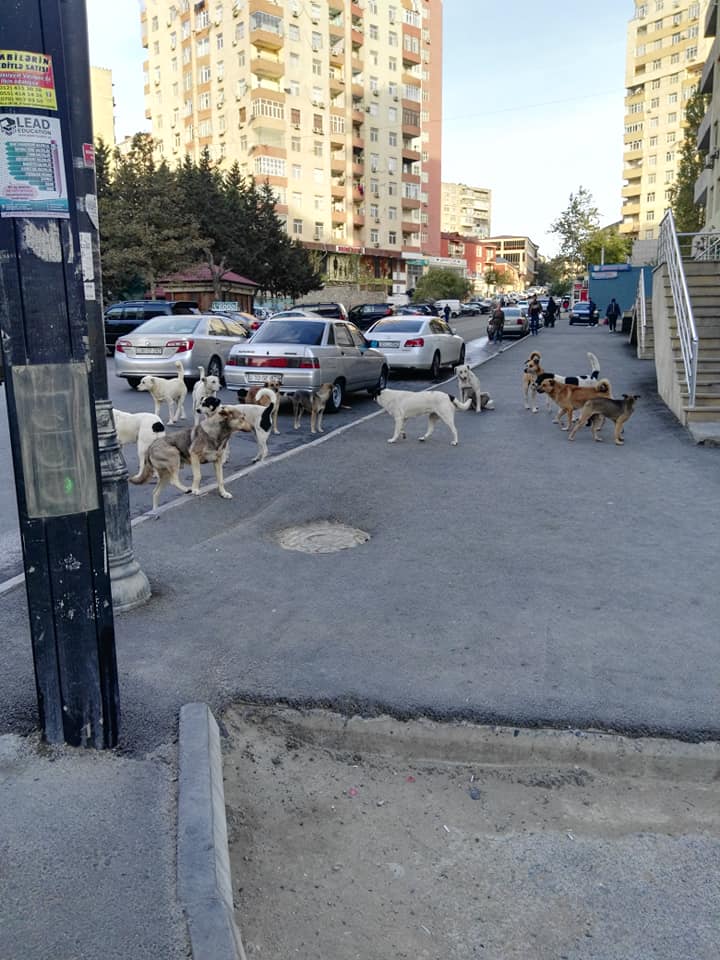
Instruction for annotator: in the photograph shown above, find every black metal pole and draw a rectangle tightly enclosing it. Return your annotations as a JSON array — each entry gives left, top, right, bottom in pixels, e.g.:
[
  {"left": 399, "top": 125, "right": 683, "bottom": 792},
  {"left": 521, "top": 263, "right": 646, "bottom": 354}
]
[
  {"left": 58, "top": 0, "right": 150, "bottom": 612},
  {"left": 0, "top": 0, "right": 119, "bottom": 746}
]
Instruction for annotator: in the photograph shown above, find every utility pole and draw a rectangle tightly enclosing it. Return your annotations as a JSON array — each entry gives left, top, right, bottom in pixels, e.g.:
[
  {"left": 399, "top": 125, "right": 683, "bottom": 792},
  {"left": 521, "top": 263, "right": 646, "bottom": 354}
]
[
  {"left": 58, "top": 0, "right": 151, "bottom": 613},
  {"left": 0, "top": 0, "right": 120, "bottom": 745}
]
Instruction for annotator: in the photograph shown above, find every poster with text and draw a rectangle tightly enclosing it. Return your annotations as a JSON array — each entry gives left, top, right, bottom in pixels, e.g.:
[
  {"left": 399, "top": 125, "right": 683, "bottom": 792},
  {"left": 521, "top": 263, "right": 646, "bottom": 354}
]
[{"left": 0, "top": 113, "right": 69, "bottom": 218}]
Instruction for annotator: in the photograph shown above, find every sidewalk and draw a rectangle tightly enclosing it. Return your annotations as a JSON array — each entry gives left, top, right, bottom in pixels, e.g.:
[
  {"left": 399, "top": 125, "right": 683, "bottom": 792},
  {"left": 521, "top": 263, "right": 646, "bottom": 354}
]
[{"left": 1, "top": 324, "right": 718, "bottom": 960}]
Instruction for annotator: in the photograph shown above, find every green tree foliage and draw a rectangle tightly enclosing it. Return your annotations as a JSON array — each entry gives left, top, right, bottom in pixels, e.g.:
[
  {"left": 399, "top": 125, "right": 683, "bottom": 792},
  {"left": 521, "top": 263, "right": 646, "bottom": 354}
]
[
  {"left": 669, "top": 89, "right": 710, "bottom": 233},
  {"left": 97, "top": 134, "right": 201, "bottom": 301},
  {"left": 550, "top": 187, "right": 600, "bottom": 272},
  {"left": 535, "top": 256, "right": 572, "bottom": 296},
  {"left": 413, "top": 268, "right": 471, "bottom": 302},
  {"left": 583, "top": 227, "right": 632, "bottom": 268}
]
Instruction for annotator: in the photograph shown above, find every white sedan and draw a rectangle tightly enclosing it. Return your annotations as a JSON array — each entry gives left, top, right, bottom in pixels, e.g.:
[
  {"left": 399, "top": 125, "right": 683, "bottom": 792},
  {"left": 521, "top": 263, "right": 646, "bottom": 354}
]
[{"left": 365, "top": 314, "right": 465, "bottom": 379}]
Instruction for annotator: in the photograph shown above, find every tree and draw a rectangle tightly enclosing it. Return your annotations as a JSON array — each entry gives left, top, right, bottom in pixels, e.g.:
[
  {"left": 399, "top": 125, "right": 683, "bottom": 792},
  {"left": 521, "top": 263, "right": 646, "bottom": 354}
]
[
  {"left": 535, "top": 256, "right": 572, "bottom": 296},
  {"left": 669, "top": 88, "right": 710, "bottom": 233},
  {"left": 549, "top": 187, "right": 600, "bottom": 273},
  {"left": 484, "top": 268, "right": 501, "bottom": 287},
  {"left": 583, "top": 227, "right": 632, "bottom": 268},
  {"left": 413, "top": 268, "right": 471, "bottom": 302}
]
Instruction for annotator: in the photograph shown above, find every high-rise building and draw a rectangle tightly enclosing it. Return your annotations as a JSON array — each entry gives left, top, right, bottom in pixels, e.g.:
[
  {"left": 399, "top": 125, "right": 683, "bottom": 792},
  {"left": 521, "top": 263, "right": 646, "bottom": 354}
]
[
  {"left": 140, "top": 0, "right": 443, "bottom": 294},
  {"left": 441, "top": 182, "right": 491, "bottom": 238},
  {"left": 90, "top": 66, "right": 115, "bottom": 146},
  {"left": 621, "top": 0, "right": 710, "bottom": 241}
]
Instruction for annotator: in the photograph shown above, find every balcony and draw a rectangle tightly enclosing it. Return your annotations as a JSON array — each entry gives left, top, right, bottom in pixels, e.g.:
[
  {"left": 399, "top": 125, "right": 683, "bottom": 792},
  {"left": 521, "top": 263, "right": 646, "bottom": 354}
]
[
  {"left": 401, "top": 47, "right": 421, "bottom": 67},
  {"left": 352, "top": 159, "right": 364, "bottom": 177},
  {"left": 353, "top": 212, "right": 365, "bottom": 227},
  {"left": 329, "top": 73, "right": 344, "bottom": 94},
  {"left": 351, "top": 28, "right": 364, "bottom": 47},
  {"left": 700, "top": 48, "right": 715, "bottom": 95},
  {"left": 706, "top": 0, "right": 717, "bottom": 37},
  {"left": 330, "top": 153, "right": 345, "bottom": 173},
  {"left": 250, "top": 56, "right": 284, "bottom": 81},
  {"left": 329, "top": 18, "right": 344, "bottom": 40},
  {"left": 331, "top": 208, "right": 347, "bottom": 225},
  {"left": 698, "top": 108, "right": 712, "bottom": 152},
  {"left": 402, "top": 145, "right": 421, "bottom": 162},
  {"left": 331, "top": 183, "right": 346, "bottom": 198},
  {"left": 621, "top": 183, "right": 641, "bottom": 199},
  {"left": 401, "top": 196, "right": 422, "bottom": 210},
  {"left": 622, "top": 201, "right": 640, "bottom": 217},
  {"left": 330, "top": 46, "right": 344, "bottom": 67}
]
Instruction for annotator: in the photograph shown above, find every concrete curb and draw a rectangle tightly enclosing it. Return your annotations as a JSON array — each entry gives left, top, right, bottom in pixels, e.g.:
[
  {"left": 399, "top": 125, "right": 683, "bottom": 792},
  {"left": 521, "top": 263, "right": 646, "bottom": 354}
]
[{"left": 178, "top": 703, "right": 246, "bottom": 960}]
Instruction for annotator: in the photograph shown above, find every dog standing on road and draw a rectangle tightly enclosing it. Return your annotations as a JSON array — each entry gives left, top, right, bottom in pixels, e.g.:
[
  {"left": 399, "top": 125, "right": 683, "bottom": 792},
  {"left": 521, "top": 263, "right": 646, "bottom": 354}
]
[
  {"left": 523, "top": 351, "right": 600, "bottom": 414},
  {"left": 138, "top": 359, "right": 187, "bottom": 424},
  {"left": 536, "top": 378, "right": 612, "bottom": 431},
  {"left": 112, "top": 409, "right": 165, "bottom": 482},
  {"left": 192, "top": 366, "right": 221, "bottom": 425},
  {"left": 239, "top": 377, "right": 282, "bottom": 435},
  {"left": 130, "top": 405, "right": 251, "bottom": 510},
  {"left": 568, "top": 394, "right": 640, "bottom": 445},
  {"left": 455, "top": 364, "right": 494, "bottom": 412},
  {"left": 290, "top": 382, "right": 333, "bottom": 434},
  {"left": 372, "top": 386, "right": 471, "bottom": 445},
  {"left": 200, "top": 390, "right": 275, "bottom": 462}
]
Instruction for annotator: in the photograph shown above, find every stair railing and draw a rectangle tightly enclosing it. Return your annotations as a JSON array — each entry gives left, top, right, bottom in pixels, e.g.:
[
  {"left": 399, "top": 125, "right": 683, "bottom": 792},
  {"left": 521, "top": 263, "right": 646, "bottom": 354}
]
[
  {"left": 635, "top": 267, "right": 647, "bottom": 354},
  {"left": 658, "top": 209, "right": 699, "bottom": 409}
]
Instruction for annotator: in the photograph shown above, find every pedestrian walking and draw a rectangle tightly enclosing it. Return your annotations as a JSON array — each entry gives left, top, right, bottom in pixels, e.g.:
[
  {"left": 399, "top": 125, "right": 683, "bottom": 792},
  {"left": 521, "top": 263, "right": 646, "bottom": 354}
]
[
  {"left": 443, "top": 304, "right": 451, "bottom": 324},
  {"left": 545, "top": 296, "right": 558, "bottom": 328},
  {"left": 605, "top": 298, "right": 621, "bottom": 333},
  {"left": 528, "top": 295, "right": 542, "bottom": 336},
  {"left": 588, "top": 298, "right": 597, "bottom": 327},
  {"left": 490, "top": 303, "right": 504, "bottom": 343}
]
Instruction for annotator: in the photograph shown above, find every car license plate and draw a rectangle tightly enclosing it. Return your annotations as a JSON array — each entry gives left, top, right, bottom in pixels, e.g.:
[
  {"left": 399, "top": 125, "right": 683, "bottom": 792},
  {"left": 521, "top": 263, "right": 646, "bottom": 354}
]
[
  {"left": 134, "top": 346, "right": 163, "bottom": 355},
  {"left": 377, "top": 340, "right": 400, "bottom": 348},
  {"left": 247, "top": 373, "right": 282, "bottom": 383}
]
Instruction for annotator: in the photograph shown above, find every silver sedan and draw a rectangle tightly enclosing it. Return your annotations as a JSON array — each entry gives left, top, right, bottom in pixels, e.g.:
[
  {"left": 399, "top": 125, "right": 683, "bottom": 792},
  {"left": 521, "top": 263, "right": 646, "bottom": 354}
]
[
  {"left": 365, "top": 314, "right": 465, "bottom": 379},
  {"left": 114, "top": 313, "right": 249, "bottom": 388}
]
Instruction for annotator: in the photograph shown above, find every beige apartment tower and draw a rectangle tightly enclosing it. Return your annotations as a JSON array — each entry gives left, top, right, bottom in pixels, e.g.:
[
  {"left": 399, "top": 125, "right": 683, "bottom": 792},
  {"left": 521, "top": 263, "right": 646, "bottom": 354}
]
[
  {"left": 621, "top": 0, "right": 710, "bottom": 240},
  {"left": 140, "top": 0, "right": 443, "bottom": 287},
  {"left": 441, "top": 182, "right": 491, "bottom": 238}
]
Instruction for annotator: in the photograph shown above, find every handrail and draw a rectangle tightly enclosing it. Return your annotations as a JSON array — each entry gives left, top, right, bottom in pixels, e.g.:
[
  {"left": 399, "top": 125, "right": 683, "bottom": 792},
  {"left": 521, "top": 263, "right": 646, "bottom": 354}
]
[
  {"left": 676, "top": 230, "right": 720, "bottom": 261},
  {"left": 636, "top": 267, "right": 647, "bottom": 354},
  {"left": 658, "top": 209, "right": 699, "bottom": 409}
]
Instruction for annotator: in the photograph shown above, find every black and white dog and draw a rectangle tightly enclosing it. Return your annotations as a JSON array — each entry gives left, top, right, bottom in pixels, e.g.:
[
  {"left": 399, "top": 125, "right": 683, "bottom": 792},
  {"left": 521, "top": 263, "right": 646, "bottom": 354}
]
[{"left": 200, "top": 392, "right": 275, "bottom": 463}]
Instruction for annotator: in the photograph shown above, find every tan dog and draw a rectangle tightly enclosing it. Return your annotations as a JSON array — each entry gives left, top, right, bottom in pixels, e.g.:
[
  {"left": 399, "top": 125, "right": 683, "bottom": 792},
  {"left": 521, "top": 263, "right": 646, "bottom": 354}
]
[
  {"left": 243, "top": 377, "right": 281, "bottom": 434},
  {"left": 455, "top": 364, "right": 494, "bottom": 412},
  {"left": 130, "top": 405, "right": 250, "bottom": 510},
  {"left": 372, "top": 386, "right": 471, "bottom": 445},
  {"left": 290, "top": 382, "right": 333, "bottom": 434},
  {"left": 568, "top": 394, "right": 640, "bottom": 445},
  {"left": 536, "top": 378, "right": 612, "bottom": 431},
  {"left": 138, "top": 359, "right": 187, "bottom": 424},
  {"left": 522, "top": 351, "right": 545, "bottom": 413}
]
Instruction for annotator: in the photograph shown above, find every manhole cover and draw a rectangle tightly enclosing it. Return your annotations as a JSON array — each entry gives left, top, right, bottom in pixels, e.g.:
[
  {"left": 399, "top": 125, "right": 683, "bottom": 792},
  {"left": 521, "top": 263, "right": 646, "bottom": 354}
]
[{"left": 274, "top": 521, "right": 370, "bottom": 554}]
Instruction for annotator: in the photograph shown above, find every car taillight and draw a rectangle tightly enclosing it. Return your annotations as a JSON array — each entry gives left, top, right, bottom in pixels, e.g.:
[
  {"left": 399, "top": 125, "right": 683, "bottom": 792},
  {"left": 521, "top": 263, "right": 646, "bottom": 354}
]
[
  {"left": 115, "top": 339, "right": 131, "bottom": 353},
  {"left": 299, "top": 357, "right": 320, "bottom": 369},
  {"left": 166, "top": 339, "right": 194, "bottom": 352},
  {"left": 251, "top": 320, "right": 261, "bottom": 329},
  {"left": 226, "top": 355, "right": 239, "bottom": 366},
  {"left": 404, "top": 337, "right": 425, "bottom": 347}
]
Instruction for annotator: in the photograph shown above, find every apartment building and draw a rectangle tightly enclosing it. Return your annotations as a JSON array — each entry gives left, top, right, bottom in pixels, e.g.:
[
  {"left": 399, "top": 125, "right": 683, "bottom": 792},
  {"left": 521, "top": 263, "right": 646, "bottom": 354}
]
[
  {"left": 695, "top": 0, "right": 720, "bottom": 230},
  {"left": 485, "top": 235, "right": 538, "bottom": 288},
  {"left": 140, "top": 0, "right": 442, "bottom": 294},
  {"left": 90, "top": 66, "right": 116, "bottom": 146},
  {"left": 441, "top": 182, "right": 491, "bottom": 239},
  {"left": 440, "top": 231, "right": 496, "bottom": 294},
  {"left": 621, "top": 0, "right": 710, "bottom": 241}
]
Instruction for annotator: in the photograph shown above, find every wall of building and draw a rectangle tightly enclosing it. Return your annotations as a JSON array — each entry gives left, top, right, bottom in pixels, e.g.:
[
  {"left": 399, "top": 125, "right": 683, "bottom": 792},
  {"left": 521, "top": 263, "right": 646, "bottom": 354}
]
[{"left": 90, "top": 66, "right": 115, "bottom": 146}]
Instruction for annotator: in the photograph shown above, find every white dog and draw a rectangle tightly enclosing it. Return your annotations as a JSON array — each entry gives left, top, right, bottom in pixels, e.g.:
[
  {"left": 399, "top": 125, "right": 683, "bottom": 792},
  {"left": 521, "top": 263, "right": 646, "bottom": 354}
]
[
  {"left": 455, "top": 364, "right": 495, "bottom": 413},
  {"left": 112, "top": 409, "right": 165, "bottom": 482},
  {"left": 192, "top": 365, "right": 222, "bottom": 425},
  {"left": 138, "top": 359, "right": 187, "bottom": 424},
  {"left": 372, "top": 387, "right": 471, "bottom": 446},
  {"left": 200, "top": 388, "right": 275, "bottom": 463}
]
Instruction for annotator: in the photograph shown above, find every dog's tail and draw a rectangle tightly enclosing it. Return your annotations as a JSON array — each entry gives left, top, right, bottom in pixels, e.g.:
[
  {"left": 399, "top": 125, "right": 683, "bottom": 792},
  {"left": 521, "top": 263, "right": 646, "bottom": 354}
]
[
  {"left": 129, "top": 457, "right": 154, "bottom": 485},
  {"left": 260, "top": 403, "right": 273, "bottom": 433},
  {"left": 174, "top": 359, "right": 185, "bottom": 378},
  {"left": 587, "top": 352, "right": 600, "bottom": 379},
  {"left": 255, "top": 387, "right": 276, "bottom": 406},
  {"left": 595, "top": 378, "right": 611, "bottom": 394},
  {"left": 452, "top": 396, "right": 473, "bottom": 411},
  {"left": 197, "top": 365, "right": 206, "bottom": 381}
]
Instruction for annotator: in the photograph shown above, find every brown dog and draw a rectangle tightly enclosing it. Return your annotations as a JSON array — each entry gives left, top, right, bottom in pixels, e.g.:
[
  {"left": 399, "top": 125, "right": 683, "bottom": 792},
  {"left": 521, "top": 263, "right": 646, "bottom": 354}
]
[
  {"left": 568, "top": 394, "right": 640, "bottom": 445},
  {"left": 536, "top": 378, "right": 612, "bottom": 431},
  {"left": 522, "top": 351, "right": 544, "bottom": 413},
  {"left": 291, "top": 382, "right": 333, "bottom": 434}
]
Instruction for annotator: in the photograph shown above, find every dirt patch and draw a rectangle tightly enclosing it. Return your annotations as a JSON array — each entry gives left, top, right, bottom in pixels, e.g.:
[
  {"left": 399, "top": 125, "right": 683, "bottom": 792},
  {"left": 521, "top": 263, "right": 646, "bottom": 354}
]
[{"left": 222, "top": 707, "right": 720, "bottom": 960}]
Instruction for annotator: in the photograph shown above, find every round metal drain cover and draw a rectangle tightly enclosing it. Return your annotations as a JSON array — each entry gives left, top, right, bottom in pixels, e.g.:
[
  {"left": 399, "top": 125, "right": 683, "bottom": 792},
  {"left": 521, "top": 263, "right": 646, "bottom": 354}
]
[{"left": 275, "top": 521, "right": 370, "bottom": 554}]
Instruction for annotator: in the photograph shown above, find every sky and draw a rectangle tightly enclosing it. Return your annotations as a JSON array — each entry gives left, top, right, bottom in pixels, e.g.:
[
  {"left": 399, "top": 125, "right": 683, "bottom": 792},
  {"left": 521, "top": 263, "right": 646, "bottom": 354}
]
[{"left": 86, "top": 0, "right": 632, "bottom": 258}]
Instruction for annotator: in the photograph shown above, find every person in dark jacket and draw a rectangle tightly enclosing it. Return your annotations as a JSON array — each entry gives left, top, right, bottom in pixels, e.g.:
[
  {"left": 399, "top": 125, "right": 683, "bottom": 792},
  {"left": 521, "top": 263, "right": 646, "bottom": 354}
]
[
  {"left": 588, "top": 299, "right": 597, "bottom": 326},
  {"left": 605, "top": 298, "right": 621, "bottom": 333},
  {"left": 545, "top": 297, "right": 558, "bottom": 327},
  {"left": 528, "top": 295, "right": 542, "bottom": 336}
]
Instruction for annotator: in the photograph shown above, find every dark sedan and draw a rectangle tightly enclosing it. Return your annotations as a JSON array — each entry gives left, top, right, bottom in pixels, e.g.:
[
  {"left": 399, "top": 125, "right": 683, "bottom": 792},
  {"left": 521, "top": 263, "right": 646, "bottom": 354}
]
[
  {"left": 569, "top": 302, "right": 599, "bottom": 326},
  {"left": 347, "top": 302, "right": 395, "bottom": 330}
]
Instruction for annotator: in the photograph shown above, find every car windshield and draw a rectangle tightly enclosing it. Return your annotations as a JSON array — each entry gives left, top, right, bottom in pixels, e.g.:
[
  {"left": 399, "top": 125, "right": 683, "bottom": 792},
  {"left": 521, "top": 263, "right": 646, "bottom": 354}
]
[
  {"left": 134, "top": 316, "right": 201, "bottom": 335},
  {"left": 574, "top": 303, "right": 589, "bottom": 311},
  {"left": 251, "top": 320, "right": 326, "bottom": 345},
  {"left": 370, "top": 318, "right": 424, "bottom": 332},
  {"left": 503, "top": 308, "right": 522, "bottom": 318}
]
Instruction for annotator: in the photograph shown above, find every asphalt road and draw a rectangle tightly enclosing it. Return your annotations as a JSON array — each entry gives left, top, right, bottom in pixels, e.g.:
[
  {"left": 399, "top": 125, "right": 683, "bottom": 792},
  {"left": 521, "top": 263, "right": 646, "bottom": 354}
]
[{"left": 0, "top": 314, "right": 489, "bottom": 582}]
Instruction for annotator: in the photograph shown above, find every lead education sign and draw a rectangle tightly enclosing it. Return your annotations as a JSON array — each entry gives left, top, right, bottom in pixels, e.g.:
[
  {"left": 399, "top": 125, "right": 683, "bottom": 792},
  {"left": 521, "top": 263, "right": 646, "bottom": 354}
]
[{"left": 0, "top": 114, "right": 69, "bottom": 218}]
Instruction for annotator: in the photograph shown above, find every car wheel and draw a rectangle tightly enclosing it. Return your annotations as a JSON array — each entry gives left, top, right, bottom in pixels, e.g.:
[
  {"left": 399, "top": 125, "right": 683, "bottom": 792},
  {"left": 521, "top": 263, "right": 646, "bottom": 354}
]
[
  {"left": 369, "top": 365, "right": 388, "bottom": 395},
  {"left": 127, "top": 377, "right": 141, "bottom": 390},
  {"left": 327, "top": 379, "right": 345, "bottom": 414},
  {"left": 429, "top": 352, "right": 441, "bottom": 380},
  {"left": 207, "top": 355, "right": 223, "bottom": 384}
]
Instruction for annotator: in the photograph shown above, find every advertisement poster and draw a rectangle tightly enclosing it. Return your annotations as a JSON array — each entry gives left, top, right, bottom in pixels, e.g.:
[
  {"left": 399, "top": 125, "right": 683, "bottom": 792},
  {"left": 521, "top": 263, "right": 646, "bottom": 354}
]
[
  {"left": 0, "top": 113, "right": 69, "bottom": 218},
  {"left": 0, "top": 50, "right": 57, "bottom": 109}
]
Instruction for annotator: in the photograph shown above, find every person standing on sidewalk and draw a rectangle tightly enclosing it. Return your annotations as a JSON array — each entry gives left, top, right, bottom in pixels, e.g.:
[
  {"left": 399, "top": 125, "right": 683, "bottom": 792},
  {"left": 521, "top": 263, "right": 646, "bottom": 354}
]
[
  {"left": 606, "top": 298, "right": 621, "bottom": 333},
  {"left": 545, "top": 296, "right": 558, "bottom": 328},
  {"left": 490, "top": 303, "right": 504, "bottom": 343},
  {"left": 588, "top": 298, "right": 598, "bottom": 326},
  {"left": 528, "top": 295, "right": 542, "bottom": 336}
]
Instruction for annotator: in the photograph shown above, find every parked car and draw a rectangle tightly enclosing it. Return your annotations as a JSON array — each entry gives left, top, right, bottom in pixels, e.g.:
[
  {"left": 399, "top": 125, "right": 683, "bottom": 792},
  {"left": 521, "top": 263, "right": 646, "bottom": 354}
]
[
  {"left": 210, "top": 309, "right": 256, "bottom": 334},
  {"left": 365, "top": 314, "right": 465, "bottom": 378},
  {"left": 224, "top": 317, "right": 388, "bottom": 412},
  {"left": 459, "top": 301, "right": 483, "bottom": 316},
  {"left": 104, "top": 300, "right": 199, "bottom": 355},
  {"left": 486, "top": 306, "right": 529, "bottom": 338},
  {"left": 347, "top": 302, "right": 395, "bottom": 330},
  {"left": 114, "top": 313, "right": 249, "bottom": 389},
  {"left": 269, "top": 308, "right": 324, "bottom": 320},
  {"left": 293, "top": 301, "right": 348, "bottom": 320},
  {"left": 568, "top": 302, "right": 599, "bottom": 325},
  {"left": 516, "top": 300, "right": 530, "bottom": 317}
]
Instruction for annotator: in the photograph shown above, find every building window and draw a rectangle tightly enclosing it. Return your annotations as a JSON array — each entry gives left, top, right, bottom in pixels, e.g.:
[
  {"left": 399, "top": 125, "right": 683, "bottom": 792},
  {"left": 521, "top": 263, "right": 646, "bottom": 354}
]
[
  {"left": 314, "top": 222, "right": 323, "bottom": 240},
  {"left": 292, "top": 219, "right": 303, "bottom": 235},
  {"left": 291, "top": 136, "right": 301, "bottom": 152},
  {"left": 388, "top": 131, "right": 397, "bottom": 146},
  {"left": 388, "top": 230, "right": 397, "bottom": 244},
  {"left": 370, "top": 229, "right": 379, "bottom": 243},
  {"left": 312, "top": 59, "right": 321, "bottom": 76},
  {"left": 291, "top": 163, "right": 301, "bottom": 179},
  {"left": 311, "top": 31, "right": 322, "bottom": 51},
  {"left": 288, "top": 24, "right": 299, "bottom": 41}
]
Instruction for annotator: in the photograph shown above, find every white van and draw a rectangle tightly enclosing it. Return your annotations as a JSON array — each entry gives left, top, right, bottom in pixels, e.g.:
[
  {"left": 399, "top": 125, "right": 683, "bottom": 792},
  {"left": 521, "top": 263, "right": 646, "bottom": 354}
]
[{"left": 434, "top": 298, "right": 461, "bottom": 318}]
